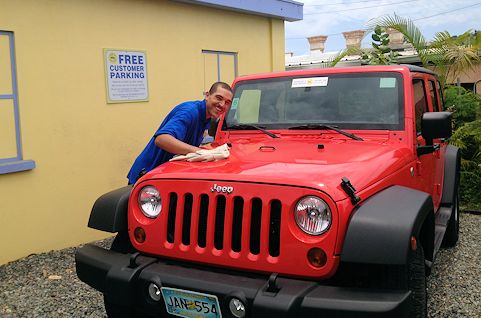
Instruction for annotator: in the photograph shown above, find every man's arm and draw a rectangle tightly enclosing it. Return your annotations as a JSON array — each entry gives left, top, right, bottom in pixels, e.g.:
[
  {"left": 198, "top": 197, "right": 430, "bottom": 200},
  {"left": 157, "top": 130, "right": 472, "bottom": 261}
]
[{"left": 154, "top": 134, "right": 201, "bottom": 155}]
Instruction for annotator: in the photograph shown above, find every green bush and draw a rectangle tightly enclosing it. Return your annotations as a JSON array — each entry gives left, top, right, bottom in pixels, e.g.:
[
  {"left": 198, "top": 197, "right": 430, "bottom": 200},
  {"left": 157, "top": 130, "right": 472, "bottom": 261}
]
[
  {"left": 443, "top": 85, "right": 481, "bottom": 129},
  {"left": 451, "top": 121, "right": 481, "bottom": 209},
  {"left": 459, "top": 161, "right": 481, "bottom": 209},
  {"left": 444, "top": 87, "right": 481, "bottom": 209}
]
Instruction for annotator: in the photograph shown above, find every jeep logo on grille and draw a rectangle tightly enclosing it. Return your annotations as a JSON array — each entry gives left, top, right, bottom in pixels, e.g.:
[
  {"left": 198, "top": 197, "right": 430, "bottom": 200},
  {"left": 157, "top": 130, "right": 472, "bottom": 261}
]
[{"left": 211, "top": 183, "right": 233, "bottom": 194}]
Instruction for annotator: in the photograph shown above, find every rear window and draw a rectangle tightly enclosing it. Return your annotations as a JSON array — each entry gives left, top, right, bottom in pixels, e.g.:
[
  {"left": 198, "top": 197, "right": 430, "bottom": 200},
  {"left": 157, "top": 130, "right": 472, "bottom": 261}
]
[{"left": 225, "top": 72, "right": 404, "bottom": 130}]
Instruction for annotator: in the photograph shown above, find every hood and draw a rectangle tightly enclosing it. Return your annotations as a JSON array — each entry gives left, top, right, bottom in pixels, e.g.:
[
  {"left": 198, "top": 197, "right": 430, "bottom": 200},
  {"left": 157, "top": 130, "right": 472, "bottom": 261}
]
[{"left": 145, "top": 137, "right": 413, "bottom": 201}]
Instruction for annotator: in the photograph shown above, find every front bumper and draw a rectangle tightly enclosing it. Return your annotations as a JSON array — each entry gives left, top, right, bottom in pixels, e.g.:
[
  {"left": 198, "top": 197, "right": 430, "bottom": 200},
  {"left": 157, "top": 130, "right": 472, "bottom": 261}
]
[{"left": 75, "top": 244, "right": 411, "bottom": 318}]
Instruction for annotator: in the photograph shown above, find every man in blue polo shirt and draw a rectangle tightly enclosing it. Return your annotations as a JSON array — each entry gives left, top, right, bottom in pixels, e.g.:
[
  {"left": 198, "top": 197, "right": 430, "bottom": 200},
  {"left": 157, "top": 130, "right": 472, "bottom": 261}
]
[{"left": 127, "top": 82, "right": 233, "bottom": 184}]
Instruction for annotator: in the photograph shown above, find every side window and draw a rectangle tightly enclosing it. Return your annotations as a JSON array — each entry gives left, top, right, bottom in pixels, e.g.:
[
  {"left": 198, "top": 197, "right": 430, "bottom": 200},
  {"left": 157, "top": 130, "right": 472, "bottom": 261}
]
[
  {"left": 428, "top": 80, "right": 440, "bottom": 112},
  {"left": 202, "top": 50, "right": 237, "bottom": 92},
  {"left": 0, "top": 31, "right": 35, "bottom": 174},
  {"left": 413, "top": 79, "right": 428, "bottom": 134},
  {"left": 436, "top": 80, "right": 445, "bottom": 110}
]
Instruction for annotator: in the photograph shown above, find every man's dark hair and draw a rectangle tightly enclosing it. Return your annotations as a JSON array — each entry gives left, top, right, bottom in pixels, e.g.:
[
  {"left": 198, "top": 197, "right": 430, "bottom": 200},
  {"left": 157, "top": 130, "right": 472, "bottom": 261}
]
[{"left": 209, "top": 82, "right": 233, "bottom": 94}]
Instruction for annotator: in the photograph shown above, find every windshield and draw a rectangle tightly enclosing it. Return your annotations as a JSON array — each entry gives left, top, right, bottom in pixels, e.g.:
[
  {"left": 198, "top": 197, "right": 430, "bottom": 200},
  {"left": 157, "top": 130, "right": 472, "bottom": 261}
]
[{"left": 224, "top": 72, "right": 404, "bottom": 130}]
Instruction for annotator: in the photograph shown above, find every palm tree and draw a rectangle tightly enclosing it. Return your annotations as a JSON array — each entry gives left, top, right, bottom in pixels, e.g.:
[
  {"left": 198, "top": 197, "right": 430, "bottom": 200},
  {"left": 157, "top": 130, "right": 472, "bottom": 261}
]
[
  {"left": 369, "top": 14, "right": 481, "bottom": 84},
  {"left": 430, "top": 30, "right": 481, "bottom": 84}
]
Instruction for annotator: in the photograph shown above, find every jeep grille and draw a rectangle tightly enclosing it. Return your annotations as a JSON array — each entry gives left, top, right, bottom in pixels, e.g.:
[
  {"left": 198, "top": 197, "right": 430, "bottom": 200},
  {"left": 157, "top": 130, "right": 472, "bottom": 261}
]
[
  {"left": 130, "top": 180, "right": 337, "bottom": 278},
  {"left": 166, "top": 193, "right": 281, "bottom": 257}
]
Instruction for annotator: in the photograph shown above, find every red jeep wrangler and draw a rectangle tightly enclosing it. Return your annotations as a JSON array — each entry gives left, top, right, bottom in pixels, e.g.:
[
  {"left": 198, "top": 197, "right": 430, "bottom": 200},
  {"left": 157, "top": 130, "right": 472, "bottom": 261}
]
[{"left": 76, "top": 65, "right": 460, "bottom": 318}]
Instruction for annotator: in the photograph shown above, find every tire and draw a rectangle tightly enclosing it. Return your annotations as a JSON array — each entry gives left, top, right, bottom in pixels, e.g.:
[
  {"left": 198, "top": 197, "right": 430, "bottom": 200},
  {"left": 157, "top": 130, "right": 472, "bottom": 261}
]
[
  {"left": 335, "top": 241, "right": 427, "bottom": 317},
  {"left": 407, "top": 244, "right": 427, "bottom": 318},
  {"left": 332, "top": 244, "right": 427, "bottom": 318},
  {"left": 442, "top": 192, "right": 459, "bottom": 248}
]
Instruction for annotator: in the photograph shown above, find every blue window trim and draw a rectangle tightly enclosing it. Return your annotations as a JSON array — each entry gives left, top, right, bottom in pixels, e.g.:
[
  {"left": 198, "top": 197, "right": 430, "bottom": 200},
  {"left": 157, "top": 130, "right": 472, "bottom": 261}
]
[
  {"left": 0, "top": 31, "right": 35, "bottom": 175},
  {"left": 202, "top": 50, "right": 238, "bottom": 81},
  {"left": 173, "top": 0, "right": 303, "bottom": 22},
  {"left": 0, "top": 160, "right": 36, "bottom": 174}
]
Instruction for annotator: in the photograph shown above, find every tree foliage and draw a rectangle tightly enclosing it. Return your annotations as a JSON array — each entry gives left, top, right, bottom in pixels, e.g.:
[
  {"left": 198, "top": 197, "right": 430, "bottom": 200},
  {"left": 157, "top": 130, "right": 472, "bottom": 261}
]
[
  {"left": 329, "top": 26, "right": 398, "bottom": 66},
  {"left": 444, "top": 86, "right": 481, "bottom": 129},
  {"left": 361, "top": 26, "right": 399, "bottom": 65},
  {"left": 431, "top": 31, "right": 481, "bottom": 83},
  {"left": 366, "top": 14, "right": 429, "bottom": 63},
  {"left": 368, "top": 14, "right": 481, "bottom": 84},
  {"left": 444, "top": 87, "right": 481, "bottom": 209}
]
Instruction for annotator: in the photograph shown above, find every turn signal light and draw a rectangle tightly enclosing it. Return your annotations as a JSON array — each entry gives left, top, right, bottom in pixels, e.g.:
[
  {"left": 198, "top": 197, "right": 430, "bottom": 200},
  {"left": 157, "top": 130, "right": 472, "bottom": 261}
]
[
  {"left": 307, "top": 248, "right": 327, "bottom": 268},
  {"left": 134, "top": 227, "right": 146, "bottom": 243},
  {"left": 411, "top": 236, "right": 417, "bottom": 251}
]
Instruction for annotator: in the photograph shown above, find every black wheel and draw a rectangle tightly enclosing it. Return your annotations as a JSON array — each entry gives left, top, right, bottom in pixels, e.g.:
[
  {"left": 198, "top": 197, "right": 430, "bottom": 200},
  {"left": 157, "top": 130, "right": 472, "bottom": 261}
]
[
  {"left": 442, "top": 192, "right": 459, "bottom": 248},
  {"left": 331, "top": 243, "right": 427, "bottom": 318},
  {"left": 407, "top": 244, "right": 427, "bottom": 318}
]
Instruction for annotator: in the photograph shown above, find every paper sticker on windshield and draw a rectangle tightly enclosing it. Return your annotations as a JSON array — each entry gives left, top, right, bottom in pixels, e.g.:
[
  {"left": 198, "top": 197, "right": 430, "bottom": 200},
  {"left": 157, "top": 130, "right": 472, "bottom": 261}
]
[
  {"left": 380, "top": 78, "right": 396, "bottom": 88},
  {"left": 292, "top": 77, "right": 328, "bottom": 88}
]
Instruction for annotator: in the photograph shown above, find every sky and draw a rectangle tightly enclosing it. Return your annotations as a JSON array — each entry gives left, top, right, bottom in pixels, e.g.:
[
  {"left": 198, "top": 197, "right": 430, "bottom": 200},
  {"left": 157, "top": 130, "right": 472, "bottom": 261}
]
[{"left": 285, "top": 0, "right": 481, "bottom": 56}]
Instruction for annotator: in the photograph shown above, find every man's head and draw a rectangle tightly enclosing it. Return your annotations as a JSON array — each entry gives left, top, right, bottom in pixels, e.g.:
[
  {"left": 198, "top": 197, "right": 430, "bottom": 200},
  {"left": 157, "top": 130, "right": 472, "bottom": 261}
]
[{"left": 205, "top": 82, "right": 233, "bottom": 119}]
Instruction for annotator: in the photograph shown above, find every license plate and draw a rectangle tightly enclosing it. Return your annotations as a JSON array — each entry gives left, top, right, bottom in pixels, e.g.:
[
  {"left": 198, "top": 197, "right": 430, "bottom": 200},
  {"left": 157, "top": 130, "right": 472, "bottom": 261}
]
[{"left": 161, "top": 287, "right": 222, "bottom": 318}]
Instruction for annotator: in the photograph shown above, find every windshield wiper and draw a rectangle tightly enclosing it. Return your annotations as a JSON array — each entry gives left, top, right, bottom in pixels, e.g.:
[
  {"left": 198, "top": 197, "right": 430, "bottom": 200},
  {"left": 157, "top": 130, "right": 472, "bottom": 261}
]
[
  {"left": 228, "top": 124, "right": 279, "bottom": 138},
  {"left": 288, "top": 124, "right": 363, "bottom": 141}
]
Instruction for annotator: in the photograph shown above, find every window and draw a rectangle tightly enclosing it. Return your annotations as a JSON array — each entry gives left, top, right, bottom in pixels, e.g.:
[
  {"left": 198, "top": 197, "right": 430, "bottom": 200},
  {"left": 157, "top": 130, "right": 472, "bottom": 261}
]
[
  {"left": 413, "top": 79, "right": 428, "bottom": 134},
  {"left": 428, "top": 80, "right": 440, "bottom": 112},
  {"left": 436, "top": 80, "right": 445, "bottom": 110},
  {"left": 202, "top": 50, "right": 237, "bottom": 91},
  {"left": 201, "top": 50, "right": 238, "bottom": 141},
  {"left": 0, "top": 31, "right": 35, "bottom": 174},
  {"left": 460, "top": 82, "right": 475, "bottom": 92}
]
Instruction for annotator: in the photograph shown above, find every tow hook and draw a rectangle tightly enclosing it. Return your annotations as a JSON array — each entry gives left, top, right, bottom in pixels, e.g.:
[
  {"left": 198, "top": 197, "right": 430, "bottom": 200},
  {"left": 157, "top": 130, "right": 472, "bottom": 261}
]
[{"left": 265, "top": 273, "right": 281, "bottom": 294}]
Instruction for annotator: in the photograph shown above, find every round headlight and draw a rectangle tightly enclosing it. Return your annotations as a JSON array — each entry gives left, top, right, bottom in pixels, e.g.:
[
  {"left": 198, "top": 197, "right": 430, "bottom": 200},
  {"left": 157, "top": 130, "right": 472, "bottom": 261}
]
[
  {"left": 138, "top": 186, "right": 162, "bottom": 218},
  {"left": 295, "top": 196, "right": 331, "bottom": 235}
]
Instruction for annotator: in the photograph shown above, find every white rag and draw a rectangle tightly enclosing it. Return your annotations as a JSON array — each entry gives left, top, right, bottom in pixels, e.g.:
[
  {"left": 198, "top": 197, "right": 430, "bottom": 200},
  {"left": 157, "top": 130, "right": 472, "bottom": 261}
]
[{"left": 169, "top": 144, "right": 230, "bottom": 162}]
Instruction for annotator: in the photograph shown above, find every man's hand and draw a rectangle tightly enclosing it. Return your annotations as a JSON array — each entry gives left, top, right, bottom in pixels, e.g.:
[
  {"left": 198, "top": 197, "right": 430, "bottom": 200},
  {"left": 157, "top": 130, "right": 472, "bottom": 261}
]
[
  {"left": 169, "top": 144, "right": 230, "bottom": 162},
  {"left": 169, "top": 152, "right": 200, "bottom": 161}
]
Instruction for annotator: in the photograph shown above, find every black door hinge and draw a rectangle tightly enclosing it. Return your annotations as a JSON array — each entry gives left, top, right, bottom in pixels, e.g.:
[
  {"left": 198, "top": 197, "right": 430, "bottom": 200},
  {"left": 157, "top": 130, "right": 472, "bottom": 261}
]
[{"left": 341, "top": 177, "right": 361, "bottom": 205}]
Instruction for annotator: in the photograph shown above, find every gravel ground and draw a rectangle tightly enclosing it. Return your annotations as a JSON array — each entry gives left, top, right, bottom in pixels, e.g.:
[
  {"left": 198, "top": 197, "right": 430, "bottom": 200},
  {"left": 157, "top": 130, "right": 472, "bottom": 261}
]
[{"left": 1, "top": 212, "right": 480, "bottom": 318}]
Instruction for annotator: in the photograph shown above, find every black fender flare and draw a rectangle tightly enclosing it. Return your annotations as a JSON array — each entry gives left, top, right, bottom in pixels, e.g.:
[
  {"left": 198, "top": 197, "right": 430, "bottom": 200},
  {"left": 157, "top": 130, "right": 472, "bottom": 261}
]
[
  {"left": 87, "top": 185, "right": 133, "bottom": 233},
  {"left": 441, "top": 144, "right": 461, "bottom": 206},
  {"left": 341, "top": 186, "right": 434, "bottom": 265}
]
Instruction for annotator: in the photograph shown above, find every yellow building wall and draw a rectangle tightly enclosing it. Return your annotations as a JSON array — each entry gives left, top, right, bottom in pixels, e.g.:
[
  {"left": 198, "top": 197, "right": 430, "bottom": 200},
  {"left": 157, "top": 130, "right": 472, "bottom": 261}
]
[{"left": 0, "top": 0, "right": 285, "bottom": 264}]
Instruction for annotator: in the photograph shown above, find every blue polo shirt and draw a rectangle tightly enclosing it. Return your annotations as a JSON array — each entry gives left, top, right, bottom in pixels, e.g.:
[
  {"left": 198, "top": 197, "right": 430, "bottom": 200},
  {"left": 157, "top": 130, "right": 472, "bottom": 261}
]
[{"left": 127, "top": 100, "right": 210, "bottom": 184}]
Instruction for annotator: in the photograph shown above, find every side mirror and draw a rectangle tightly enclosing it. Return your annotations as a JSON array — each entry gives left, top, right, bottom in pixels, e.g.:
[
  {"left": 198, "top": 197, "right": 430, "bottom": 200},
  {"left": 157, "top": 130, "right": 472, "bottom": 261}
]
[
  {"left": 417, "top": 112, "right": 452, "bottom": 157},
  {"left": 421, "top": 111, "right": 452, "bottom": 145}
]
